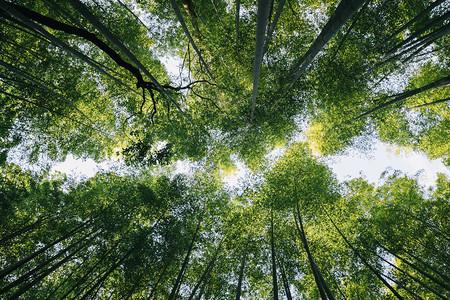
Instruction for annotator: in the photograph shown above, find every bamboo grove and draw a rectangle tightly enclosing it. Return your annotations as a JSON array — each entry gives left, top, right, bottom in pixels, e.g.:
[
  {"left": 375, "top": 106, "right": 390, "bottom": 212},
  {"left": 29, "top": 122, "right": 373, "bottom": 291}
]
[{"left": 0, "top": 0, "right": 449, "bottom": 299}]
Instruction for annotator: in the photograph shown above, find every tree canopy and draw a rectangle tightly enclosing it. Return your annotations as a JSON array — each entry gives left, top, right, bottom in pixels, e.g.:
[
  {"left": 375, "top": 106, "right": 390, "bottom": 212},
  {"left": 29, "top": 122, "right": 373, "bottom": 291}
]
[{"left": 0, "top": 0, "right": 449, "bottom": 299}]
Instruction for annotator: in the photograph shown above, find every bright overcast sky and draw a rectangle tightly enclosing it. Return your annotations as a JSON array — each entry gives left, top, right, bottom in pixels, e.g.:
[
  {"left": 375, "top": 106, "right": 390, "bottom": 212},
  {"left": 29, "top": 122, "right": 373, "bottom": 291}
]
[
  {"left": 48, "top": 139, "right": 450, "bottom": 190},
  {"left": 324, "top": 140, "right": 450, "bottom": 187}
]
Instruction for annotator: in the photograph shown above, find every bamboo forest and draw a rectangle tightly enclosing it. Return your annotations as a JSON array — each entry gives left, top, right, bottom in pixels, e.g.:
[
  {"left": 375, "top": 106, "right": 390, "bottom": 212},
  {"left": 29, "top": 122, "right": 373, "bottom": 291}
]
[{"left": 1, "top": 0, "right": 449, "bottom": 298}]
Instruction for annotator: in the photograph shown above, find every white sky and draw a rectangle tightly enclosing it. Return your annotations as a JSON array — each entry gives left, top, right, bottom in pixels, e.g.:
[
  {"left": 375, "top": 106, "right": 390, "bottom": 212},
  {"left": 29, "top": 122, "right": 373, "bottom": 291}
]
[
  {"left": 49, "top": 139, "right": 450, "bottom": 190},
  {"left": 324, "top": 141, "right": 450, "bottom": 187}
]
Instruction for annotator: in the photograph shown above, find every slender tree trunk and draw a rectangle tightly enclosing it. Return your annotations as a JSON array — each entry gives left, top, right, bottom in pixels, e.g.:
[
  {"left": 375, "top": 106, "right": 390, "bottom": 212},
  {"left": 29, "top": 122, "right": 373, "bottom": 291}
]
[
  {"left": 376, "top": 251, "right": 447, "bottom": 299},
  {"left": 280, "top": 0, "right": 368, "bottom": 96},
  {"left": 379, "top": 244, "right": 450, "bottom": 292},
  {"left": 293, "top": 205, "right": 329, "bottom": 300},
  {"left": 388, "top": 0, "right": 446, "bottom": 40},
  {"left": 376, "top": 20, "right": 450, "bottom": 71},
  {"left": 0, "top": 229, "right": 99, "bottom": 294},
  {"left": 59, "top": 230, "right": 126, "bottom": 299},
  {"left": 8, "top": 234, "right": 91, "bottom": 299},
  {"left": 147, "top": 263, "right": 168, "bottom": 299},
  {"left": 0, "top": 218, "right": 93, "bottom": 279},
  {"left": 386, "top": 10, "right": 450, "bottom": 57},
  {"left": 182, "top": 0, "right": 201, "bottom": 42},
  {"left": 409, "top": 97, "right": 450, "bottom": 110},
  {"left": 210, "top": 0, "right": 225, "bottom": 30},
  {"left": 44, "top": 255, "right": 85, "bottom": 300},
  {"left": 0, "top": 215, "right": 50, "bottom": 245},
  {"left": 236, "top": 232, "right": 251, "bottom": 300},
  {"left": 393, "top": 205, "right": 450, "bottom": 241},
  {"left": 188, "top": 238, "right": 224, "bottom": 300},
  {"left": 167, "top": 0, "right": 214, "bottom": 81},
  {"left": 322, "top": 208, "right": 404, "bottom": 299},
  {"left": 236, "top": 0, "right": 241, "bottom": 52},
  {"left": 382, "top": 272, "right": 423, "bottom": 300},
  {"left": 0, "top": 59, "right": 95, "bottom": 125},
  {"left": 292, "top": 182, "right": 335, "bottom": 300},
  {"left": 168, "top": 219, "right": 202, "bottom": 300},
  {"left": 277, "top": 257, "right": 292, "bottom": 300},
  {"left": 79, "top": 241, "right": 141, "bottom": 300},
  {"left": 263, "top": 0, "right": 286, "bottom": 55},
  {"left": 330, "top": 0, "right": 370, "bottom": 61},
  {"left": 400, "top": 247, "right": 450, "bottom": 283},
  {"left": 270, "top": 206, "right": 279, "bottom": 299},
  {"left": 351, "top": 75, "right": 450, "bottom": 122},
  {"left": 250, "top": 0, "right": 271, "bottom": 122},
  {"left": 116, "top": 0, "right": 154, "bottom": 35}
]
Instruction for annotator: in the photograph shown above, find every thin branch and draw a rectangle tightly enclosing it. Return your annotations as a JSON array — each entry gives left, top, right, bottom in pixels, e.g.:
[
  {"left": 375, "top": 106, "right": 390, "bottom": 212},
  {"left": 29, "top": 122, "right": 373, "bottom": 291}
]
[{"left": 65, "top": 0, "right": 193, "bottom": 124}]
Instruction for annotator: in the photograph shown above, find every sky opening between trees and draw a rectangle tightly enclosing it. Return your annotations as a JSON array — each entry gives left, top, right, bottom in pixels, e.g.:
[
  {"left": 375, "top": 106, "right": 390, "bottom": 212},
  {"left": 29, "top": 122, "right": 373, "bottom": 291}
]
[{"left": 0, "top": 0, "right": 449, "bottom": 298}]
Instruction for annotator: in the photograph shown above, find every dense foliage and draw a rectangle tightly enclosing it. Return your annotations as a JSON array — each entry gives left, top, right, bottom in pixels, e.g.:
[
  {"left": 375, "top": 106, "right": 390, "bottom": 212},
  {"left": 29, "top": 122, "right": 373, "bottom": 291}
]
[{"left": 0, "top": 0, "right": 449, "bottom": 298}]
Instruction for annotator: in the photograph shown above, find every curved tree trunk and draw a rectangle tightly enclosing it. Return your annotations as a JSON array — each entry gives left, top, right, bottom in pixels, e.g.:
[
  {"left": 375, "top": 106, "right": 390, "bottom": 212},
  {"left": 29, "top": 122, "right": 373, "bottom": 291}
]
[
  {"left": 1, "top": 1, "right": 140, "bottom": 95},
  {"left": 64, "top": 0, "right": 192, "bottom": 123}
]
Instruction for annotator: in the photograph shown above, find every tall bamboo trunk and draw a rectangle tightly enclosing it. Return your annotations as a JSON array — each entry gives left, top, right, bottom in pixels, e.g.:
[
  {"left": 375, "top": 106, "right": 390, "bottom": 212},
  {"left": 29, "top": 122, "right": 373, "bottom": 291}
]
[
  {"left": 236, "top": 0, "right": 241, "bottom": 52},
  {"left": 351, "top": 75, "right": 450, "bottom": 122},
  {"left": 322, "top": 208, "right": 404, "bottom": 299},
  {"left": 8, "top": 233, "right": 92, "bottom": 299},
  {"left": 280, "top": 0, "right": 368, "bottom": 95},
  {"left": 250, "top": 0, "right": 271, "bottom": 122},
  {"left": 182, "top": 0, "right": 201, "bottom": 42},
  {"left": 293, "top": 204, "right": 330, "bottom": 299},
  {"left": 270, "top": 206, "right": 279, "bottom": 299},
  {"left": 188, "top": 238, "right": 223, "bottom": 300},
  {"left": 59, "top": 230, "right": 127, "bottom": 299},
  {"left": 277, "top": 257, "right": 292, "bottom": 300},
  {"left": 168, "top": 0, "right": 214, "bottom": 80},
  {"left": 376, "top": 251, "right": 446, "bottom": 299},
  {"left": 168, "top": 219, "right": 202, "bottom": 300},
  {"left": 0, "top": 217, "right": 93, "bottom": 279},
  {"left": 147, "top": 263, "right": 168, "bottom": 299},
  {"left": 388, "top": 0, "right": 446, "bottom": 40},
  {"left": 0, "top": 215, "right": 51, "bottom": 246},
  {"left": 78, "top": 240, "right": 141, "bottom": 300},
  {"left": 236, "top": 232, "right": 251, "bottom": 299},
  {"left": 0, "top": 229, "right": 99, "bottom": 294}
]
